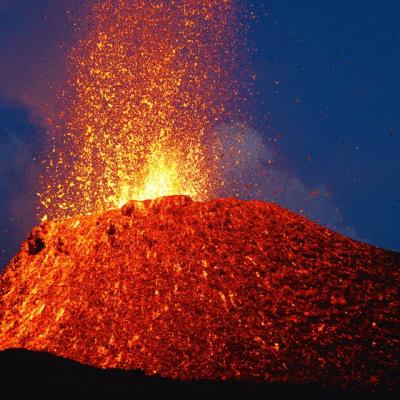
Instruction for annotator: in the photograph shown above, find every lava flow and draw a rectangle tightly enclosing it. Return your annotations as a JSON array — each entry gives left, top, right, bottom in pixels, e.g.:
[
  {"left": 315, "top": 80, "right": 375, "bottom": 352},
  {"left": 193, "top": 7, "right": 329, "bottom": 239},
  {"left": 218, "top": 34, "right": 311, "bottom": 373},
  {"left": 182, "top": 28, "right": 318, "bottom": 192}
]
[
  {"left": 40, "top": 0, "right": 244, "bottom": 220},
  {"left": 0, "top": 196, "right": 399, "bottom": 390}
]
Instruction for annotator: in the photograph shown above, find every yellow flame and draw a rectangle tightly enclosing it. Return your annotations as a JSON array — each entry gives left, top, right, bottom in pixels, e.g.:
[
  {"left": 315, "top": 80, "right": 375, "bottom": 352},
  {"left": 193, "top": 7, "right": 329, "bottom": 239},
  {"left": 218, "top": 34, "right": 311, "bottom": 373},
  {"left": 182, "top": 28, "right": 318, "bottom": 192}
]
[
  {"left": 139, "top": 155, "right": 181, "bottom": 201},
  {"left": 113, "top": 146, "right": 197, "bottom": 208}
]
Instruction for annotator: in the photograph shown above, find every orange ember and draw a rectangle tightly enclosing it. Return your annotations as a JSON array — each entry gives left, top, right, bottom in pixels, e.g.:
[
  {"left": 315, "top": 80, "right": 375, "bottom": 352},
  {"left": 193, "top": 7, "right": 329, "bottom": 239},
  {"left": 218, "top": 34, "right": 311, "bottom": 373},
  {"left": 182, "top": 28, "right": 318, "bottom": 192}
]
[
  {"left": 40, "top": 0, "right": 243, "bottom": 219},
  {"left": 1, "top": 196, "right": 399, "bottom": 390}
]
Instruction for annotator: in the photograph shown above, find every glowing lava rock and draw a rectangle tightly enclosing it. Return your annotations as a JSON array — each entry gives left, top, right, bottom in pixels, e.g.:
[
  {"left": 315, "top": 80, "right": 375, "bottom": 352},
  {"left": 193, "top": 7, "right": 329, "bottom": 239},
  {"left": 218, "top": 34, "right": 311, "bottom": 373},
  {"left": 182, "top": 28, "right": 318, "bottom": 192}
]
[{"left": 0, "top": 196, "right": 399, "bottom": 390}]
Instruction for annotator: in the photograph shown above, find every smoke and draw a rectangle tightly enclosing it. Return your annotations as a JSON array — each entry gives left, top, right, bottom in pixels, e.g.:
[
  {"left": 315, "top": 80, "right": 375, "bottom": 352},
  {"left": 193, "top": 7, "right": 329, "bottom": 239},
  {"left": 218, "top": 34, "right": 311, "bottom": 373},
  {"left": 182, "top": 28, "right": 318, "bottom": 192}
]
[
  {"left": 0, "top": 2, "right": 358, "bottom": 268},
  {"left": 0, "top": 102, "right": 43, "bottom": 270},
  {"left": 0, "top": 1, "right": 14, "bottom": 12},
  {"left": 0, "top": 1, "right": 93, "bottom": 119},
  {"left": 210, "top": 121, "right": 356, "bottom": 238}
]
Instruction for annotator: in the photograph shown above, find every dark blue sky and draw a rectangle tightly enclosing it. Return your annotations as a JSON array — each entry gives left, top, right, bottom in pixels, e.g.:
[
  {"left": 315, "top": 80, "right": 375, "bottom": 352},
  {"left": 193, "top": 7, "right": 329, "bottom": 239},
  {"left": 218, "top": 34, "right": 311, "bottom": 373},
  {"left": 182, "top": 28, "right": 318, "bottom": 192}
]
[
  {"left": 251, "top": 0, "right": 400, "bottom": 248},
  {"left": 0, "top": 0, "right": 399, "bottom": 269}
]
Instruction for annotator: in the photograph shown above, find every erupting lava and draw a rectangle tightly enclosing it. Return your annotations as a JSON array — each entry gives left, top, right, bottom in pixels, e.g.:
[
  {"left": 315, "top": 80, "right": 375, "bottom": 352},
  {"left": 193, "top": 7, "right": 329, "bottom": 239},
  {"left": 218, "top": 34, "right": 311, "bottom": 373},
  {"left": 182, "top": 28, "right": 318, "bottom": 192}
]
[
  {"left": 3, "top": 1, "right": 398, "bottom": 395},
  {"left": 40, "top": 0, "right": 243, "bottom": 219}
]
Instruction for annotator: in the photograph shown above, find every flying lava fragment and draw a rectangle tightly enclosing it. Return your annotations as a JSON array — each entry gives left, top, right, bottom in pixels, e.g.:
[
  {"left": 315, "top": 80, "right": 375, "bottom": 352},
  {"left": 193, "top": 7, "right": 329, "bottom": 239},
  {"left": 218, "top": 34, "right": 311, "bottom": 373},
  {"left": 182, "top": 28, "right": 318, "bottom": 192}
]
[{"left": 40, "top": 0, "right": 245, "bottom": 219}]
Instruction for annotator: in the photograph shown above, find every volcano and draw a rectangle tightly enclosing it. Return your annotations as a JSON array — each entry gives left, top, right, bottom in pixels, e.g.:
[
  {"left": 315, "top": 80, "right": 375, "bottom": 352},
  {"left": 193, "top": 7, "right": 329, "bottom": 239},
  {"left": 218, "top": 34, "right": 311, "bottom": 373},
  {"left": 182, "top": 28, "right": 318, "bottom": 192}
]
[{"left": 0, "top": 196, "right": 399, "bottom": 394}]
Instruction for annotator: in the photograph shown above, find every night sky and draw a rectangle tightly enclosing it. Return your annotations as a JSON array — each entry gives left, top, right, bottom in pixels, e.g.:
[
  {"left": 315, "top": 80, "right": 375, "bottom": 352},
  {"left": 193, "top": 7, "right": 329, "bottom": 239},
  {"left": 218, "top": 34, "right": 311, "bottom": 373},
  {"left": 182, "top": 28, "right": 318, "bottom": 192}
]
[{"left": 0, "top": 0, "right": 399, "bottom": 270}]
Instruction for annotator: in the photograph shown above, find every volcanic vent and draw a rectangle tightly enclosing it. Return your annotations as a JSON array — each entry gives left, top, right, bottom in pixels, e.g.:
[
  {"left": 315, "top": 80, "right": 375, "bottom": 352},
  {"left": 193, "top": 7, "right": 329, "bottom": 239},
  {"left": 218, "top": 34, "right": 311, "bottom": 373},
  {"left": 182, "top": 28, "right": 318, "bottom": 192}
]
[{"left": 0, "top": 196, "right": 399, "bottom": 390}]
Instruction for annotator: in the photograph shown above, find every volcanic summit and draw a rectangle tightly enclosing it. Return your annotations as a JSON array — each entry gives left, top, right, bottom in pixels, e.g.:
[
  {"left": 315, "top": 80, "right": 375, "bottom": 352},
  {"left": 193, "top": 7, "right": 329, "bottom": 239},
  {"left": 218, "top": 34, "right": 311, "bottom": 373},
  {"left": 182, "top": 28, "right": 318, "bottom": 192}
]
[{"left": 0, "top": 195, "right": 398, "bottom": 391}]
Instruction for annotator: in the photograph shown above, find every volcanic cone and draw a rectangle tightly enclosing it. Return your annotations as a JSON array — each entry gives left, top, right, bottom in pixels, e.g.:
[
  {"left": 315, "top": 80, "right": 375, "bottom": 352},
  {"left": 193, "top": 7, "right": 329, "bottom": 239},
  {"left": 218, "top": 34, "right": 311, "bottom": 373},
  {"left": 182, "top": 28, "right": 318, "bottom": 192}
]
[{"left": 0, "top": 196, "right": 398, "bottom": 390}]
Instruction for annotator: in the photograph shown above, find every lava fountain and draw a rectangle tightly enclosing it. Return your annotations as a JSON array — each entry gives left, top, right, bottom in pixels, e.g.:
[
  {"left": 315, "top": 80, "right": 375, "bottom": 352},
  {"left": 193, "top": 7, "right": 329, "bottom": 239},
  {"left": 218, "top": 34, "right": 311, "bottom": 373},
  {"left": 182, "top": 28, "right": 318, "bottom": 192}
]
[{"left": 40, "top": 0, "right": 244, "bottom": 219}]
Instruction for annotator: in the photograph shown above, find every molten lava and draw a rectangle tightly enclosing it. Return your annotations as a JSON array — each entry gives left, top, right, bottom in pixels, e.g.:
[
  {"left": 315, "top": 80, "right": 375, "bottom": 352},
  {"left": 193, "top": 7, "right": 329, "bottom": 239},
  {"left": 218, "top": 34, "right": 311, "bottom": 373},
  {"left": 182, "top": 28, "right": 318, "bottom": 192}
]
[
  {"left": 40, "top": 0, "right": 244, "bottom": 219},
  {"left": 1, "top": 196, "right": 399, "bottom": 390},
  {"left": 8, "top": 1, "right": 398, "bottom": 393}
]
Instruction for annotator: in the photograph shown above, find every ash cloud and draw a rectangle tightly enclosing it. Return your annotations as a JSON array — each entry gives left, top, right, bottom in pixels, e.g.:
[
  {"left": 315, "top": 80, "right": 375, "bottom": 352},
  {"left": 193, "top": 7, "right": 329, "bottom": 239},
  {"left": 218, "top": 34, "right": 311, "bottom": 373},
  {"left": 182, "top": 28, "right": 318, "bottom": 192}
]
[
  {"left": 209, "top": 122, "right": 356, "bottom": 239},
  {"left": 0, "top": 1, "right": 88, "bottom": 270},
  {"left": 0, "top": 1, "right": 14, "bottom": 12},
  {"left": 0, "top": 100, "right": 43, "bottom": 270},
  {"left": 0, "top": 1, "right": 93, "bottom": 119}
]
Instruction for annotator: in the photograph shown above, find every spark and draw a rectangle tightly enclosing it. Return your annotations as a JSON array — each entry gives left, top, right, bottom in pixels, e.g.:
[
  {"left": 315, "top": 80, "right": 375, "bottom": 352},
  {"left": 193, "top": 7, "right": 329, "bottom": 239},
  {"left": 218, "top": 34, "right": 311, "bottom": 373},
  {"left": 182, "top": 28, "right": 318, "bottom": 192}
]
[{"left": 40, "top": 0, "right": 242, "bottom": 219}]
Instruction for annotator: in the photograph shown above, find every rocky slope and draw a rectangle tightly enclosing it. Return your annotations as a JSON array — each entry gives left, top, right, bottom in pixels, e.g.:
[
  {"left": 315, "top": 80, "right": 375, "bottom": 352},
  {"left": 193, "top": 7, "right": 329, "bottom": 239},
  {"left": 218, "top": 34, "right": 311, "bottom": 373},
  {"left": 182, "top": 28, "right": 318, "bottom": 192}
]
[{"left": 0, "top": 196, "right": 398, "bottom": 390}]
